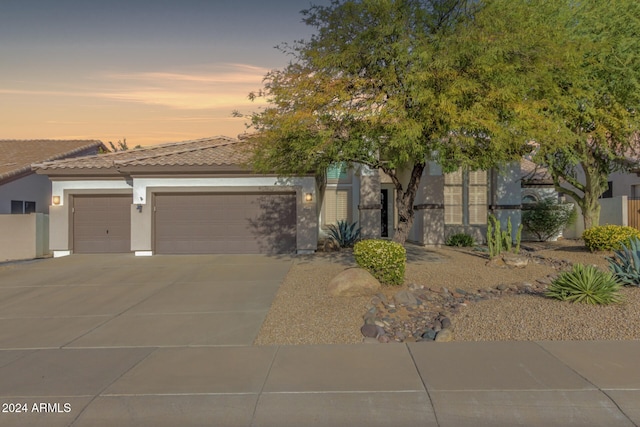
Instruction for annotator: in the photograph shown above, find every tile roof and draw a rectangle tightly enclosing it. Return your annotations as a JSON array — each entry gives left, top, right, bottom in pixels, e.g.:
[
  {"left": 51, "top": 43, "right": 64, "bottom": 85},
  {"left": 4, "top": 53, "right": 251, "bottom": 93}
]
[
  {"left": 521, "top": 158, "right": 554, "bottom": 185},
  {"left": 0, "top": 139, "right": 105, "bottom": 182},
  {"left": 33, "top": 136, "right": 251, "bottom": 171}
]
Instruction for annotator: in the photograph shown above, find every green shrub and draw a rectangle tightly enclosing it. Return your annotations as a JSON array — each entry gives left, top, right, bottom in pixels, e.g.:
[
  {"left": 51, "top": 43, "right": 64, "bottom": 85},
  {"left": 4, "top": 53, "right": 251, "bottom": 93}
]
[
  {"left": 522, "top": 198, "right": 576, "bottom": 241},
  {"left": 582, "top": 225, "right": 640, "bottom": 251},
  {"left": 608, "top": 237, "right": 640, "bottom": 286},
  {"left": 445, "top": 233, "right": 475, "bottom": 247},
  {"left": 326, "top": 220, "right": 361, "bottom": 248},
  {"left": 353, "top": 239, "right": 406, "bottom": 286},
  {"left": 545, "top": 264, "right": 623, "bottom": 305}
]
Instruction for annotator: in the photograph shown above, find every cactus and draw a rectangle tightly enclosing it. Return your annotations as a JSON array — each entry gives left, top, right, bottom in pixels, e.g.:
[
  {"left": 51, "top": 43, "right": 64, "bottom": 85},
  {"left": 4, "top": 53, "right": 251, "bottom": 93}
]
[{"left": 486, "top": 214, "right": 521, "bottom": 258}]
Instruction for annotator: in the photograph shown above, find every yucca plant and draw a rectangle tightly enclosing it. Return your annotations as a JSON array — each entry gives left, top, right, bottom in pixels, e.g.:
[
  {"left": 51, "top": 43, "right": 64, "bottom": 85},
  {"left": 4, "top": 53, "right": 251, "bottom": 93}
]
[
  {"left": 608, "top": 237, "right": 640, "bottom": 286},
  {"left": 326, "top": 220, "right": 362, "bottom": 248},
  {"left": 545, "top": 264, "right": 623, "bottom": 305}
]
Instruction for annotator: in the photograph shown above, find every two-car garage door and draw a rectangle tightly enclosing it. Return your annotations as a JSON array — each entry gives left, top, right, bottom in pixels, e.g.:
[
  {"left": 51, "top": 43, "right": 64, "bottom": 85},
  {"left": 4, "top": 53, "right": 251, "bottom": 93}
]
[
  {"left": 154, "top": 193, "right": 297, "bottom": 254},
  {"left": 72, "top": 192, "right": 297, "bottom": 254}
]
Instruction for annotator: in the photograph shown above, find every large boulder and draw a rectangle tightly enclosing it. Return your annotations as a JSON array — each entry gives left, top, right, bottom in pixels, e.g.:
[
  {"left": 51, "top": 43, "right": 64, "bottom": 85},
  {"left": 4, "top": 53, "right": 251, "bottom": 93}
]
[{"left": 328, "top": 268, "right": 382, "bottom": 297}]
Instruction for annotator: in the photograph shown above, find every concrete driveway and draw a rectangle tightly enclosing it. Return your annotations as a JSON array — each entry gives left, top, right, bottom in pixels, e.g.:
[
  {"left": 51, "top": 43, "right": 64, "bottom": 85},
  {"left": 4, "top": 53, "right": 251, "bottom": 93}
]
[{"left": 0, "top": 254, "right": 292, "bottom": 349}]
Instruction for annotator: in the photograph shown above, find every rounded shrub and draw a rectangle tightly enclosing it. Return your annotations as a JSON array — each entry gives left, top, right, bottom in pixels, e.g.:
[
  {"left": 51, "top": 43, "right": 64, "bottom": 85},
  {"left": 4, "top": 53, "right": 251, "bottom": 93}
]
[
  {"left": 445, "top": 233, "right": 475, "bottom": 247},
  {"left": 353, "top": 239, "right": 406, "bottom": 286},
  {"left": 521, "top": 199, "right": 576, "bottom": 241},
  {"left": 545, "top": 264, "right": 623, "bottom": 305},
  {"left": 582, "top": 225, "right": 640, "bottom": 252}
]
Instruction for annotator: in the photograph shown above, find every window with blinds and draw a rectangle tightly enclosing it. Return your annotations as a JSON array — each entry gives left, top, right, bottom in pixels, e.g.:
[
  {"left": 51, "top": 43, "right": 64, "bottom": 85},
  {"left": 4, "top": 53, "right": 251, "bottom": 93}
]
[
  {"left": 444, "top": 169, "right": 488, "bottom": 225},
  {"left": 468, "top": 170, "right": 487, "bottom": 225},
  {"left": 444, "top": 170, "right": 463, "bottom": 225},
  {"left": 323, "top": 189, "right": 351, "bottom": 226}
]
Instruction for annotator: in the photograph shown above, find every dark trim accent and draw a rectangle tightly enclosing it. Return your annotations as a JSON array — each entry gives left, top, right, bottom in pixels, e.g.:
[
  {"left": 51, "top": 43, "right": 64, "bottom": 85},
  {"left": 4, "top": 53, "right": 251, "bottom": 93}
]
[
  {"left": 489, "top": 204, "right": 522, "bottom": 210},
  {"left": 358, "top": 204, "right": 382, "bottom": 210},
  {"left": 414, "top": 203, "right": 444, "bottom": 210}
]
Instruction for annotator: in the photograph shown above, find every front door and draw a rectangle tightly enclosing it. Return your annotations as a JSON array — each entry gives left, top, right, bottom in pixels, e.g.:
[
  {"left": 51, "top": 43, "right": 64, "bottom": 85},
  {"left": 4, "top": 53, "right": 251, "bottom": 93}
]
[{"left": 381, "top": 189, "right": 388, "bottom": 237}]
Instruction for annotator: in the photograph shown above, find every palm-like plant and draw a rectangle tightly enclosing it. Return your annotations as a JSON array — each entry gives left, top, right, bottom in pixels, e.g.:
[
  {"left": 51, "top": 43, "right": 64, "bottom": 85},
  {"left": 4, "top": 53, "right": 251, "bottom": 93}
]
[
  {"left": 608, "top": 237, "right": 640, "bottom": 286},
  {"left": 546, "top": 264, "right": 623, "bottom": 305},
  {"left": 326, "top": 220, "right": 361, "bottom": 248}
]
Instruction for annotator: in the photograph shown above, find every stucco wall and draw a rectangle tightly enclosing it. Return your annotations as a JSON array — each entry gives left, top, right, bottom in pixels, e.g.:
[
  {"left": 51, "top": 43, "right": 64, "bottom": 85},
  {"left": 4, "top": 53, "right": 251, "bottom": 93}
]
[
  {"left": 563, "top": 196, "right": 628, "bottom": 239},
  {"left": 51, "top": 176, "right": 317, "bottom": 255},
  {"left": 0, "top": 213, "right": 49, "bottom": 261},
  {"left": 0, "top": 173, "right": 52, "bottom": 214}
]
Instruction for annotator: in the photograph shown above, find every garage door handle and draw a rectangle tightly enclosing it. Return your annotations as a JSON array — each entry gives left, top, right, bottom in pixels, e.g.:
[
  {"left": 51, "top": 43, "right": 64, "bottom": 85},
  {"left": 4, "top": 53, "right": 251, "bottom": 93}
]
[{"left": 106, "top": 229, "right": 109, "bottom": 234}]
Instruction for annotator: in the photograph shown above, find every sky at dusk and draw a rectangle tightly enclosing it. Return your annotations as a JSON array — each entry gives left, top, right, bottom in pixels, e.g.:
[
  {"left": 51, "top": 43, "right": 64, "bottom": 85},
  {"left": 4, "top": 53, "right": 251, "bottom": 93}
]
[{"left": 1, "top": 0, "right": 328, "bottom": 146}]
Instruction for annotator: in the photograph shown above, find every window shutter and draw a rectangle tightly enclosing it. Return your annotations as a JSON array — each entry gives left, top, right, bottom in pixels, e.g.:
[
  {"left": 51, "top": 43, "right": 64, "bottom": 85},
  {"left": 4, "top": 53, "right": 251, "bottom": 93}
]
[{"left": 324, "top": 190, "right": 350, "bottom": 225}]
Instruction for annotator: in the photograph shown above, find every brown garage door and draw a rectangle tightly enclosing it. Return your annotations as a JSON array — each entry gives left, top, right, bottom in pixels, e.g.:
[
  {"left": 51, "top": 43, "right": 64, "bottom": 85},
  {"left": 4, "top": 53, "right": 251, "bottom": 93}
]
[
  {"left": 73, "top": 195, "right": 131, "bottom": 253},
  {"left": 154, "top": 193, "right": 296, "bottom": 254}
]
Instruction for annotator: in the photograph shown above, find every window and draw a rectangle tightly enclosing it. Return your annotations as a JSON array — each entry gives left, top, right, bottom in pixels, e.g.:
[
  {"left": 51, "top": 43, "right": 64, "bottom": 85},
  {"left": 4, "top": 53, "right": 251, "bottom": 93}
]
[
  {"left": 522, "top": 194, "right": 538, "bottom": 204},
  {"left": 444, "top": 169, "right": 487, "bottom": 225},
  {"left": 326, "top": 162, "right": 351, "bottom": 183},
  {"left": 600, "top": 181, "right": 613, "bottom": 199},
  {"left": 11, "top": 200, "right": 36, "bottom": 214},
  {"left": 323, "top": 189, "right": 351, "bottom": 226}
]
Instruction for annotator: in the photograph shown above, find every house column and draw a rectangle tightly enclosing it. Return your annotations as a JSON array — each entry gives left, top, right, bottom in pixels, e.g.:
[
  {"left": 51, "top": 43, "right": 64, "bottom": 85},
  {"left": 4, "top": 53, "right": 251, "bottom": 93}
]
[
  {"left": 490, "top": 162, "right": 522, "bottom": 240},
  {"left": 358, "top": 166, "right": 381, "bottom": 239}
]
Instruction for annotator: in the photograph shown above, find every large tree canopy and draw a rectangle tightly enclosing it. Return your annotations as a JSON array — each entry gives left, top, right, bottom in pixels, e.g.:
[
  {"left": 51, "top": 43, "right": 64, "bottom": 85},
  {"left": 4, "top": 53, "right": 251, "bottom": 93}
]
[
  {"left": 532, "top": 0, "right": 640, "bottom": 229},
  {"left": 246, "top": 0, "right": 569, "bottom": 243}
]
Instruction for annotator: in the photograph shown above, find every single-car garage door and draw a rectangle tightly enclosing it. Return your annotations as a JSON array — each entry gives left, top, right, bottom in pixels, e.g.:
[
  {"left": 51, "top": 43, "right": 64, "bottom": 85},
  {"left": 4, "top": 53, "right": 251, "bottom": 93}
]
[
  {"left": 73, "top": 195, "right": 131, "bottom": 253},
  {"left": 154, "top": 193, "right": 297, "bottom": 254}
]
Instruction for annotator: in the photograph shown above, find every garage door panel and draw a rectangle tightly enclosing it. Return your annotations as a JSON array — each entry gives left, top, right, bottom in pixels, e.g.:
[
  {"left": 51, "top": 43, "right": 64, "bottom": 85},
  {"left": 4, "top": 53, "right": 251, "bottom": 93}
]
[
  {"left": 73, "top": 195, "right": 132, "bottom": 253},
  {"left": 154, "top": 193, "right": 296, "bottom": 254}
]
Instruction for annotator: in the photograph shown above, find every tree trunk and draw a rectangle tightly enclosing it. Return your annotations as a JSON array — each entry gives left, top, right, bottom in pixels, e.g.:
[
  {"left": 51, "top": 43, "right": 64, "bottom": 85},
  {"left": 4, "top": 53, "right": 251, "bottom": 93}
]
[
  {"left": 580, "top": 192, "right": 601, "bottom": 230},
  {"left": 391, "top": 163, "right": 425, "bottom": 245}
]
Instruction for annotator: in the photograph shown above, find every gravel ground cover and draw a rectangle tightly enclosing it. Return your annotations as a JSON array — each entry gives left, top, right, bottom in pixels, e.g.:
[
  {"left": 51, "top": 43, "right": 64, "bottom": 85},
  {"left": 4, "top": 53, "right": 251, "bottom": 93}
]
[{"left": 254, "top": 240, "right": 640, "bottom": 345}]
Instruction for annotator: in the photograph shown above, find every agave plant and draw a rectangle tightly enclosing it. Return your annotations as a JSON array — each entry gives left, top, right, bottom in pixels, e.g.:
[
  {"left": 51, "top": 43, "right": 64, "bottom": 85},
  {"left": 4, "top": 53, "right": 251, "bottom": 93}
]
[
  {"left": 326, "top": 220, "right": 362, "bottom": 248},
  {"left": 608, "top": 237, "right": 640, "bottom": 286},
  {"left": 545, "top": 264, "right": 623, "bottom": 305}
]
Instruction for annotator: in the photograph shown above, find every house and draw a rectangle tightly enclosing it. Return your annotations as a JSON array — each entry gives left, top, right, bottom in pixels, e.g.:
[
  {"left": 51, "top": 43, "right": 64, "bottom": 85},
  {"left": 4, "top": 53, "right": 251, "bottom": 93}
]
[
  {"left": 33, "top": 137, "right": 318, "bottom": 257},
  {"left": 0, "top": 139, "right": 105, "bottom": 261},
  {"left": 318, "top": 160, "right": 522, "bottom": 246},
  {"left": 33, "top": 136, "right": 523, "bottom": 256},
  {"left": 1, "top": 139, "right": 105, "bottom": 214}
]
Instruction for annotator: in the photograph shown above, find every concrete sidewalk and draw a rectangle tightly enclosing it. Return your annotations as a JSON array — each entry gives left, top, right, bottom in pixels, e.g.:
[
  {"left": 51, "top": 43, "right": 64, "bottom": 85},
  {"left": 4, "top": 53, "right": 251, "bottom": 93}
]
[{"left": 0, "top": 340, "right": 638, "bottom": 427}]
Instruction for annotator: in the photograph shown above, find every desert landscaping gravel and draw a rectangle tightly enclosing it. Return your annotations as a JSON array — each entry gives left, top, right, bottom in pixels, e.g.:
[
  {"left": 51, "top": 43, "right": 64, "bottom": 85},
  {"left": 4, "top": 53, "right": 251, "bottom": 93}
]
[{"left": 254, "top": 240, "right": 640, "bottom": 345}]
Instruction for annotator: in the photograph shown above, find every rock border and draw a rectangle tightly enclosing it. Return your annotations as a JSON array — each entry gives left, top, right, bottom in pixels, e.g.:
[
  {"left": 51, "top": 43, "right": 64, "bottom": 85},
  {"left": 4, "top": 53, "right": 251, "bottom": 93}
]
[{"left": 361, "top": 251, "right": 573, "bottom": 343}]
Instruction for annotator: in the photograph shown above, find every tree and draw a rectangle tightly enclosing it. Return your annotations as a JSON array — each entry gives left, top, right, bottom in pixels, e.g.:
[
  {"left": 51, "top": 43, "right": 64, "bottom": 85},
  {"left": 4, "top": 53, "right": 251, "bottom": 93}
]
[
  {"left": 101, "top": 138, "right": 142, "bottom": 152},
  {"left": 246, "top": 0, "right": 560, "bottom": 244},
  {"left": 532, "top": 0, "right": 640, "bottom": 230}
]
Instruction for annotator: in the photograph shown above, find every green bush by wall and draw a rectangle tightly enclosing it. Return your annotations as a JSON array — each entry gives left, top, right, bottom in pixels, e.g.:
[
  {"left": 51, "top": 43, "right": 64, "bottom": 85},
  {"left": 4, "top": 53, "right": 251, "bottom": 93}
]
[
  {"left": 353, "top": 239, "right": 406, "bottom": 286},
  {"left": 582, "top": 225, "right": 640, "bottom": 251}
]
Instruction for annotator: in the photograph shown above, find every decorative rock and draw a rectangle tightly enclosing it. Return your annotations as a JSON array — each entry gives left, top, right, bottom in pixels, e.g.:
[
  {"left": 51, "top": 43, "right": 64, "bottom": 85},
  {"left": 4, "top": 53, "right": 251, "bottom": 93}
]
[
  {"left": 441, "top": 317, "right": 452, "bottom": 329},
  {"left": 378, "top": 335, "right": 391, "bottom": 343},
  {"left": 394, "top": 290, "right": 419, "bottom": 307},
  {"left": 421, "top": 329, "right": 437, "bottom": 341},
  {"left": 327, "top": 268, "right": 382, "bottom": 297},
  {"left": 502, "top": 254, "right": 529, "bottom": 268},
  {"left": 361, "top": 324, "right": 378, "bottom": 338},
  {"left": 497, "top": 284, "right": 509, "bottom": 291},
  {"left": 435, "top": 329, "right": 453, "bottom": 342}
]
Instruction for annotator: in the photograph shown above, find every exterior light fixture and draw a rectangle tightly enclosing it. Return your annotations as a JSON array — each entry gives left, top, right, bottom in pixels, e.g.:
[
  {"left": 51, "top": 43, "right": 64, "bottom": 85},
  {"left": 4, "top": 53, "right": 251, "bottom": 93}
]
[
  {"left": 305, "top": 193, "right": 313, "bottom": 202},
  {"left": 52, "top": 196, "right": 61, "bottom": 205}
]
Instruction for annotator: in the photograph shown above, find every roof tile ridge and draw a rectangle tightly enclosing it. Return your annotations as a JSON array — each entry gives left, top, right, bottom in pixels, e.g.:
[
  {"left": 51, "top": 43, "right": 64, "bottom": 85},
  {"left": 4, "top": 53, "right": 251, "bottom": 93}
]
[{"left": 115, "top": 136, "right": 240, "bottom": 164}]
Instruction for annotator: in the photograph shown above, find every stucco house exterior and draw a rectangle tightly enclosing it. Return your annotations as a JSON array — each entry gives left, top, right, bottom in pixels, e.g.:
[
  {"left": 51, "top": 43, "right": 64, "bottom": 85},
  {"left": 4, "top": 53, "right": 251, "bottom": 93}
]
[
  {"left": 34, "top": 137, "right": 318, "bottom": 257},
  {"left": 0, "top": 139, "right": 105, "bottom": 261},
  {"left": 1, "top": 139, "right": 105, "bottom": 214},
  {"left": 322, "top": 160, "right": 522, "bottom": 246},
  {"left": 34, "top": 136, "right": 523, "bottom": 256}
]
